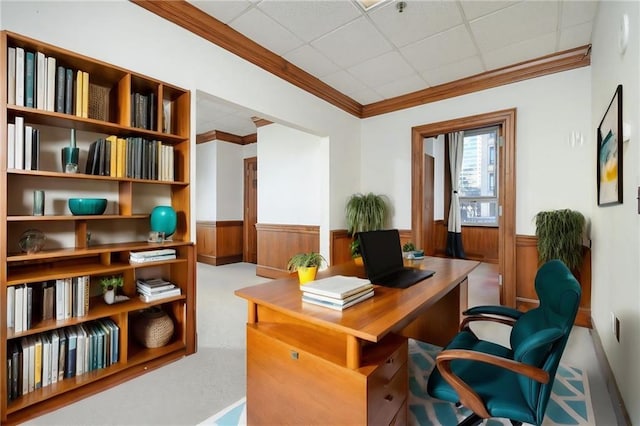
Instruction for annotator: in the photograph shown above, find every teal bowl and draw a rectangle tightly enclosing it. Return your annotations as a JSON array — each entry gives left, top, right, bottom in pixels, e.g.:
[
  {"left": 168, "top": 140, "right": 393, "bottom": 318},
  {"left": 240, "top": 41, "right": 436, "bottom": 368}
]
[{"left": 68, "top": 198, "right": 108, "bottom": 215}]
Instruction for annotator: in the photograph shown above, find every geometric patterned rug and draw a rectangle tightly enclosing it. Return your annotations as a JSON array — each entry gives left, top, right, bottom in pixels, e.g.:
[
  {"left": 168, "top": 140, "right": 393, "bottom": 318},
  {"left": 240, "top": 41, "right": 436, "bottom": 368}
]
[{"left": 200, "top": 340, "right": 594, "bottom": 426}]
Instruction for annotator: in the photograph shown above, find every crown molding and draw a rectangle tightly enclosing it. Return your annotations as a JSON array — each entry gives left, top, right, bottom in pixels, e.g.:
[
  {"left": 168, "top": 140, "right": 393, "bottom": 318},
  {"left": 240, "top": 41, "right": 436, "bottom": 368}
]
[
  {"left": 196, "top": 130, "right": 257, "bottom": 145},
  {"left": 133, "top": 1, "right": 591, "bottom": 120}
]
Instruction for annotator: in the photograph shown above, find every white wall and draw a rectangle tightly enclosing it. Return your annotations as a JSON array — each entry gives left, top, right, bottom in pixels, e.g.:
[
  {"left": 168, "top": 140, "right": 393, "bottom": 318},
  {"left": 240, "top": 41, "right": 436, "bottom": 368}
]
[
  {"left": 361, "top": 68, "right": 593, "bottom": 236},
  {"left": 216, "top": 141, "right": 244, "bottom": 221},
  {"left": 590, "top": 2, "right": 640, "bottom": 423},
  {"left": 195, "top": 142, "right": 217, "bottom": 221},
  {"left": 0, "top": 0, "right": 361, "bottom": 236}
]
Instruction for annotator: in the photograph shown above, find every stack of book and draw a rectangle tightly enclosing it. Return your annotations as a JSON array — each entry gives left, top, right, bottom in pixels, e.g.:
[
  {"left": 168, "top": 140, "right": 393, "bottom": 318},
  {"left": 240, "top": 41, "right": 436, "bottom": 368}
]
[
  {"left": 129, "top": 249, "right": 176, "bottom": 264},
  {"left": 301, "top": 275, "right": 374, "bottom": 311},
  {"left": 136, "top": 278, "right": 181, "bottom": 303}
]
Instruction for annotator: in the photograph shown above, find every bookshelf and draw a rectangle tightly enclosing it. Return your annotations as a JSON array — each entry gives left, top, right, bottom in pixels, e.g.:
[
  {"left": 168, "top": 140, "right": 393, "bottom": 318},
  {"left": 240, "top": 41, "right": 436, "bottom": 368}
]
[{"left": 1, "top": 31, "right": 195, "bottom": 424}]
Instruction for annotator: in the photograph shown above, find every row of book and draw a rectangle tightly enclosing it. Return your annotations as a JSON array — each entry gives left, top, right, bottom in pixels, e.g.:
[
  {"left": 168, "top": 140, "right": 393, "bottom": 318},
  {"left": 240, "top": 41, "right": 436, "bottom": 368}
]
[
  {"left": 131, "top": 91, "right": 157, "bottom": 131},
  {"left": 7, "top": 116, "right": 40, "bottom": 170},
  {"left": 301, "top": 275, "right": 374, "bottom": 311},
  {"left": 129, "top": 249, "right": 177, "bottom": 264},
  {"left": 6, "top": 319, "right": 120, "bottom": 402},
  {"left": 7, "top": 277, "right": 90, "bottom": 334},
  {"left": 137, "top": 278, "right": 182, "bottom": 303},
  {"left": 85, "top": 136, "right": 175, "bottom": 181},
  {"left": 7, "top": 46, "right": 90, "bottom": 118}
]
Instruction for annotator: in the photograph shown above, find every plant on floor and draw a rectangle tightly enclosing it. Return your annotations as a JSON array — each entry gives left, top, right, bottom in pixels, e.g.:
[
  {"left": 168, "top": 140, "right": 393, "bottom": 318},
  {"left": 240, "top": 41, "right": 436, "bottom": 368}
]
[
  {"left": 534, "top": 209, "right": 586, "bottom": 271},
  {"left": 346, "top": 192, "right": 389, "bottom": 259}
]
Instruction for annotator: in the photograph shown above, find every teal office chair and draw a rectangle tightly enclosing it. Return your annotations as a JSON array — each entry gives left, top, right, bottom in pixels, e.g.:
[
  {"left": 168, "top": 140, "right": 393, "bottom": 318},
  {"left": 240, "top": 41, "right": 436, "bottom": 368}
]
[{"left": 427, "top": 260, "right": 581, "bottom": 426}]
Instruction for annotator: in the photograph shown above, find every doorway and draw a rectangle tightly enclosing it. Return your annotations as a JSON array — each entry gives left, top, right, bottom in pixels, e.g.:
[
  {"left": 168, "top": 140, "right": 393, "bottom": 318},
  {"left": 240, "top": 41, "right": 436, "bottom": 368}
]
[
  {"left": 411, "top": 109, "right": 516, "bottom": 307},
  {"left": 243, "top": 156, "right": 257, "bottom": 263}
]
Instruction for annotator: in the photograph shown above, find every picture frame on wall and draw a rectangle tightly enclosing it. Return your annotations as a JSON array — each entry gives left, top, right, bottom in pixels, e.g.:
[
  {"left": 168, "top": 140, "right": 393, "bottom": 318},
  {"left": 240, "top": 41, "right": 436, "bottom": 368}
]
[{"left": 597, "top": 84, "right": 623, "bottom": 206}]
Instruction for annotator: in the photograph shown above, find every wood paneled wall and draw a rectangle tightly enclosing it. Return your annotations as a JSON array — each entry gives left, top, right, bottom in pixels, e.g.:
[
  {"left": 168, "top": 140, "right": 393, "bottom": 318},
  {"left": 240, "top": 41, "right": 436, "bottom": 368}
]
[
  {"left": 196, "top": 221, "right": 243, "bottom": 266},
  {"left": 256, "top": 224, "right": 320, "bottom": 278},
  {"left": 432, "top": 221, "right": 499, "bottom": 264},
  {"left": 516, "top": 235, "right": 592, "bottom": 328},
  {"left": 330, "top": 229, "right": 413, "bottom": 266}
]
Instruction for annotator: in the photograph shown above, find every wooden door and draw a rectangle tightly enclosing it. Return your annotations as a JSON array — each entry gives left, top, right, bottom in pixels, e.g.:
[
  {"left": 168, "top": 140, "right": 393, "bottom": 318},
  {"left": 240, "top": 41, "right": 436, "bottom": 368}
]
[
  {"left": 423, "top": 154, "right": 435, "bottom": 255},
  {"left": 244, "top": 157, "right": 258, "bottom": 263}
]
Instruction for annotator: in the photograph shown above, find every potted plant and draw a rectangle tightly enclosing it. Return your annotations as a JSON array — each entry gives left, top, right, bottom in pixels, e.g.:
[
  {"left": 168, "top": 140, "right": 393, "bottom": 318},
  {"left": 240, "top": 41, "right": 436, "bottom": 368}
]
[
  {"left": 100, "top": 275, "right": 124, "bottom": 304},
  {"left": 346, "top": 192, "right": 389, "bottom": 264},
  {"left": 534, "top": 209, "right": 586, "bottom": 273},
  {"left": 287, "top": 252, "right": 326, "bottom": 284}
]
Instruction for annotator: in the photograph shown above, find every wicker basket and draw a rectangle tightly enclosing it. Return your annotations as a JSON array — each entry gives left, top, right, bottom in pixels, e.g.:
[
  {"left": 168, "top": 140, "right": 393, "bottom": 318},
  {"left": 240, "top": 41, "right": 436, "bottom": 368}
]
[{"left": 133, "top": 307, "right": 174, "bottom": 348}]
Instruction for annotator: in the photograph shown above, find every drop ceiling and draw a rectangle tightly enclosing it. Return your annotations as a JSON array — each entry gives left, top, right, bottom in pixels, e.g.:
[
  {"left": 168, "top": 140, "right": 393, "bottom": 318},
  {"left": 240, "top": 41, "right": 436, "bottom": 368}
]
[{"left": 185, "top": 0, "right": 598, "bottom": 136}]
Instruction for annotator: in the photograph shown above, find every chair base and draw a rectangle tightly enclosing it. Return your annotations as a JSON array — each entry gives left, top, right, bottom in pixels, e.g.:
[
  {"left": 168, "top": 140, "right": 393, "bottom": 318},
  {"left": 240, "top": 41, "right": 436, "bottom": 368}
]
[{"left": 456, "top": 413, "right": 523, "bottom": 426}]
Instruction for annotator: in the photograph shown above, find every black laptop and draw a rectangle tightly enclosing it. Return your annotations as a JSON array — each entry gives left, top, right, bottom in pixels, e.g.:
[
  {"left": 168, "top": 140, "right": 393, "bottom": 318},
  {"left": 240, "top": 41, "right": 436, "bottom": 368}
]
[{"left": 358, "top": 229, "right": 435, "bottom": 289}]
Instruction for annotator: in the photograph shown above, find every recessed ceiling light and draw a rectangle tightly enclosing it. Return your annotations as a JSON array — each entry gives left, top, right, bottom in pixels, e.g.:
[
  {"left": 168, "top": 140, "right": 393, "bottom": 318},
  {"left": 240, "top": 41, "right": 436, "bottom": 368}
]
[{"left": 355, "top": 0, "right": 393, "bottom": 12}]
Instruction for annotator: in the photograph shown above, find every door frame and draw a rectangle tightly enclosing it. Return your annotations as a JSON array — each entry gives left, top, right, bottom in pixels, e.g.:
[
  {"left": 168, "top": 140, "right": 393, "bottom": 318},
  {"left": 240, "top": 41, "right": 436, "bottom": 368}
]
[
  {"left": 411, "top": 108, "right": 516, "bottom": 307},
  {"left": 243, "top": 156, "right": 258, "bottom": 263}
]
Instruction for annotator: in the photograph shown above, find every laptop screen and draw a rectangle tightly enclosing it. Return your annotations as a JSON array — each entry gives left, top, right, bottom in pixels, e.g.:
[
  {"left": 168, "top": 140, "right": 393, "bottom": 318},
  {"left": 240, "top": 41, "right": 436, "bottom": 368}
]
[{"left": 358, "top": 229, "right": 404, "bottom": 281}]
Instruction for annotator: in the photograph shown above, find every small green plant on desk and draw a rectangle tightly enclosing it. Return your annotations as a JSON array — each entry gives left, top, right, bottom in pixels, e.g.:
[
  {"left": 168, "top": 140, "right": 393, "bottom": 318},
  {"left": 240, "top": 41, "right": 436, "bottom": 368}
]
[{"left": 287, "top": 252, "right": 326, "bottom": 285}]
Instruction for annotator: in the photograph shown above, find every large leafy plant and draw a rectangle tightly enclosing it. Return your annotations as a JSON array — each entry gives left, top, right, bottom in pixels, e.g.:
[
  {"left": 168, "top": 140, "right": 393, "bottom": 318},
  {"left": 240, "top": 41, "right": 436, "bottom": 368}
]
[
  {"left": 346, "top": 193, "right": 388, "bottom": 257},
  {"left": 534, "top": 209, "right": 585, "bottom": 271}
]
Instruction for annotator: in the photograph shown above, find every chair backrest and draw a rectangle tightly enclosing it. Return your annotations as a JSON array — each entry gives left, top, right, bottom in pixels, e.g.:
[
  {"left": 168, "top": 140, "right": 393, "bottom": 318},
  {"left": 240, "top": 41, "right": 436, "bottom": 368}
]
[{"left": 509, "top": 260, "right": 581, "bottom": 423}]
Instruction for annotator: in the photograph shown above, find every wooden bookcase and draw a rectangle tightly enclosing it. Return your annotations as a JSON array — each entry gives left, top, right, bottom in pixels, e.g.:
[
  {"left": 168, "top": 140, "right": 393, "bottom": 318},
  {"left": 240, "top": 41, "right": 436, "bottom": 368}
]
[{"left": 0, "top": 31, "right": 195, "bottom": 424}]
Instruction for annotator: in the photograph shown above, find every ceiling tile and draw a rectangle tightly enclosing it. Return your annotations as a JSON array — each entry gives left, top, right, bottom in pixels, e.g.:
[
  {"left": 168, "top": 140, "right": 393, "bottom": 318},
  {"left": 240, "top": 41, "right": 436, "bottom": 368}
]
[
  {"left": 284, "top": 45, "right": 340, "bottom": 77},
  {"left": 421, "top": 56, "right": 485, "bottom": 86},
  {"left": 347, "top": 51, "right": 416, "bottom": 88},
  {"left": 459, "top": 0, "right": 520, "bottom": 21},
  {"left": 188, "top": 0, "right": 253, "bottom": 24},
  {"left": 482, "top": 32, "right": 556, "bottom": 69},
  {"left": 310, "top": 16, "right": 393, "bottom": 68},
  {"left": 320, "top": 69, "right": 369, "bottom": 95},
  {"left": 229, "top": 7, "right": 303, "bottom": 55},
  {"left": 368, "top": 0, "right": 463, "bottom": 48},
  {"left": 469, "top": 1, "right": 558, "bottom": 51},
  {"left": 350, "top": 87, "right": 385, "bottom": 105},
  {"left": 373, "top": 73, "right": 429, "bottom": 99},
  {"left": 561, "top": 1, "right": 599, "bottom": 28},
  {"left": 558, "top": 21, "right": 593, "bottom": 50},
  {"left": 257, "top": 0, "right": 362, "bottom": 43},
  {"left": 400, "top": 24, "right": 478, "bottom": 72}
]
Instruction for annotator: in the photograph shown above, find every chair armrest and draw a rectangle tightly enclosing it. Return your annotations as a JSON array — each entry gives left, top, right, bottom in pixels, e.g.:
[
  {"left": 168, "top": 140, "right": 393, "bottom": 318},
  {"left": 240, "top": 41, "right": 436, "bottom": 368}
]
[
  {"left": 435, "top": 349, "right": 550, "bottom": 419},
  {"left": 460, "top": 306, "right": 523, "bottom": 332}
]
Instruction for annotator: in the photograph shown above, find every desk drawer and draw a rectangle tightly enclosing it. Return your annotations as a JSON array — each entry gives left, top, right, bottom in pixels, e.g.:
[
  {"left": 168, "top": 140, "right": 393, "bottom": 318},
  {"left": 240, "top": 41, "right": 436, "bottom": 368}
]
[
  {"left": 366, "top": 336, "right": 408, "bottom": 381},
  {"left": 368, "top": 362, "right": 407, "bottom": 425}
]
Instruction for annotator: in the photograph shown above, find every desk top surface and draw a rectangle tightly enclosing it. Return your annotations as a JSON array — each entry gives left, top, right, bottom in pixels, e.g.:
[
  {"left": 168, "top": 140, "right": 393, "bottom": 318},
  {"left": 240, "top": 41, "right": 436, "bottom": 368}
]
[{"left": 236, "top": 256, "right": 479, "bottom": 342}]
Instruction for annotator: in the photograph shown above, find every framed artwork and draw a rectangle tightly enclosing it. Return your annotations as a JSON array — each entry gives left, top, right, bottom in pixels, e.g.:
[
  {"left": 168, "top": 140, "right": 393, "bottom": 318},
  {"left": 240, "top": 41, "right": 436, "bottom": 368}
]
[{"left": 597, "top": 84, "right": 623, "bottom": 206}]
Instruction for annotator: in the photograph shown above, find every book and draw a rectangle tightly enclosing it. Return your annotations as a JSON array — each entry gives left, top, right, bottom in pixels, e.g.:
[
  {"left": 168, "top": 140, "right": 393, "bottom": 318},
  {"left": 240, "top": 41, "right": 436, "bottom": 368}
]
[
  {"left": 64, "top": 327, "right": 77, "bottom": 378},
  {"left": 107, "top": 135, "right": 117, "bottom": 176},
  {"left": 24, "top": 124, "right": 32, "bottom": 170},
  {"left": 55, "top": 65, "right": 65, "bottom": 112},
  {"left": 7, "top": 122, "right": 15, "bottom": 169},
  {"left": 7, "top": 286, "right": 15, "bottom": 329},
  {"left": 302, "top": 289, "right": 374, "bottom": 311},
  {"left": 36, "top": 51, "right": 46, "bottom": 110},
  {"left": 46, "top": 56, "right": 56, "bottom": 111},
  {"left": 15, "top": 47, "right": 25, "bottom": 106},
  {"left": 300, "top": 275, "right": 373, "bottom": 300},
  {"left": 15, "top": 116, "right": 24, "bottom": 169},
  {"left": 42, "top": 282, "right": 54, "bottom": 321},
  {"left": 25, "top": 50, "right": 35, "bottom": 108},
  {"left": 14, "top": 284, "right": 24, "bottom": 333},
  {"left": 55, "top": 279, "right": 65, "bottom": 320},
  {"left": 137, "top": 281, "right": 176, "bottom": 295},
  {"left": 20, "top": 338, "right": 30, "bottom": 395},
  {"left": 75, "top": 69, "right": 83, "bottom": 117},
  {"left": 130, "top": 249, "right": 176, "bottom": 258},
  {"left": 8, "top": 47, "right": 16, "bottom": 105},
  {"left": 32, "top": 127, "right": 40, "bottom": 170},
  {"left": 129, "top": 254, "right": 176, "bottom": 264},
  {"left": 64, "top": 67, "right": 73, "bottom": 114},
  {"left": 50, "top": 330, "right": 59, "bottom": 384},
  {"left": 302, "top": 286, "right": 373, "bottom": 306},
  {"left": 81, "top": 71, "right": 89, "bottom": 118},
  {"left": 139, "top": 288, "right": 181, "bottom": 303}
]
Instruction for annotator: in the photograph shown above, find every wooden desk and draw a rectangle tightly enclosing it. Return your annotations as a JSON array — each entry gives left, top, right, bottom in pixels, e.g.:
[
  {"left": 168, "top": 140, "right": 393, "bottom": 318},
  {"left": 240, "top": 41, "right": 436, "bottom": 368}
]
[{"left": 235, "top": 256, "right": 479, "bottom": 425}]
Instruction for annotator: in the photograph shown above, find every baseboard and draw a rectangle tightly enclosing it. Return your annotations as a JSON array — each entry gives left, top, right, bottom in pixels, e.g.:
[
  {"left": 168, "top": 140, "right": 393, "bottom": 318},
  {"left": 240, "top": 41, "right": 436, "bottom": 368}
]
[
  {"left": 590, "top": 324, "right": 631, "bottom": 425},
  {"left": 197, "top": 254, "right": 242, "bottom": 266}
]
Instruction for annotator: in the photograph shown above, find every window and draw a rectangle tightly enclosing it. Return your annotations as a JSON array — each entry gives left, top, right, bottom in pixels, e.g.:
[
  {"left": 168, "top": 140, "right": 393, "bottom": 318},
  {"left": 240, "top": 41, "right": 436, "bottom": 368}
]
[{"left": 458, "top": 126, "right": 499, "bottom": 226}]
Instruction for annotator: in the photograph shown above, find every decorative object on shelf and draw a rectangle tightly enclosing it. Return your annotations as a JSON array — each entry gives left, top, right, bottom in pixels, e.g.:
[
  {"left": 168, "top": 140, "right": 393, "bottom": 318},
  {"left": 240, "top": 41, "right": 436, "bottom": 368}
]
[
  {"left": 18, "top": 229, "right": 46, "bottom": 254},
  {"left": 150, "top": 205, "right": 177, "bottom": 241},
  {"left": 100, "top": 275, "right": 127, "bottom": 305},
  {"left": 61, "top": 128, "right": 80, "bottom": 173},
  {"left": 33, "top": 190, "right": 44, "bottom": 216},
  {"left": 345, "top": 192, "right": 389, "bottom": 262},
  {"left": 132, "top": 306, "right": 175, "bottom": 348},
  {"left": 402, "top": 241, "right": 424, "bottom": 259},
  {"left": 535, "top": 209, "right": 586, "bottom": 273},
  {"left": 597, "top": 84, "right": 623, "bottom": 206},
  {"left": 287, "top": 252, "right": 326, "bottom": 284},
  {"left": 68, "top": 197, "right": 107, "bottom": 215}
]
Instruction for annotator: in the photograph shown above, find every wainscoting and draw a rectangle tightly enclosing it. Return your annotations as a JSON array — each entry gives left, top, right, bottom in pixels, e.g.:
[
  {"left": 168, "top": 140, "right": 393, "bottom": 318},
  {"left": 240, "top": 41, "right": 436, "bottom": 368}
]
[
  {"left": 196, "top": 221, "right": 244, "bottom": 266},
  {"left": 516, "top": 235, "right": 592, "bottom": 328},
  {"left": 330, "top": 229, "right": 413, "bottom": 266},
  {"left": 256, "top": 223, "right": 319, "bottom": 278},
  {"left": 433, "top": 220, "right": 499, "bottom": 264}
]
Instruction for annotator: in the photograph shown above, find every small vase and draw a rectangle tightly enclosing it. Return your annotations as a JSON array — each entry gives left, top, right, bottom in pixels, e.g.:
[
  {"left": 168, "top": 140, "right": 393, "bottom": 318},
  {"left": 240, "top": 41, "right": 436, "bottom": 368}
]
[
  {"left": 297, "top": 266, "right": 318, "bottom": 285},
  {"left": 103, "top": 288, "right": 115, "bottom": 305},
  {"left": 150, "top": 205, "right": 177, "bottom": 239}
]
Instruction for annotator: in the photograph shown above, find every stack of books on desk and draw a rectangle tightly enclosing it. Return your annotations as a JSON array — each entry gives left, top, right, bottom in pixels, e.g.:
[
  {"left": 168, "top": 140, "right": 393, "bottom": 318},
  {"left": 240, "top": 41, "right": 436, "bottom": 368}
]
[
  {"left": 136, "top": 278, "right": 181, "bottom": 302},
  {"left": 301, "top": 275, "right": 374, "bottom": 311},
  {"left": 129, "top": 249, "right": 176, "bottom": 264}
]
